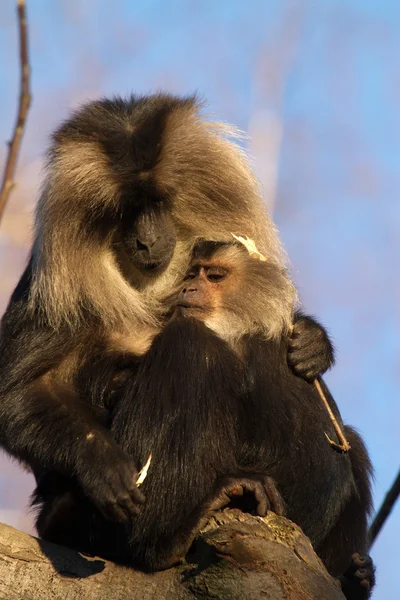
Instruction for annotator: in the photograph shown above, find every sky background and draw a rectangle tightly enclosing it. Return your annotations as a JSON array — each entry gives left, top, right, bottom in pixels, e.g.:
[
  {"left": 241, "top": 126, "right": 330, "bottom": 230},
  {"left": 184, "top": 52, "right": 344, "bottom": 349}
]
[{"left": 0, "top": 1, "right": 399, "bottom": 597}]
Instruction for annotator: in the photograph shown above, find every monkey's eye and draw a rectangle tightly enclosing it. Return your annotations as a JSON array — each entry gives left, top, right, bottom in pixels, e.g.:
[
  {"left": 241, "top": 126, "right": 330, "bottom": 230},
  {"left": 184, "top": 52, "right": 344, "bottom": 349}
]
[
  {"left": 205, "top": 268, "right": 228, "bottom": 282},
  {"left": 184, "top": 269, "right": 198, "bottom": 281}
]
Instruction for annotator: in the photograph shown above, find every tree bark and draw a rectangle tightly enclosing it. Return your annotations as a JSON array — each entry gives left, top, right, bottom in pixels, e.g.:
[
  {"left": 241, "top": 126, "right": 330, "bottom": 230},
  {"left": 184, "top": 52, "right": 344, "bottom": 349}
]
[{"left": 0, "top": 511, "right": 345, "bottom": 600}]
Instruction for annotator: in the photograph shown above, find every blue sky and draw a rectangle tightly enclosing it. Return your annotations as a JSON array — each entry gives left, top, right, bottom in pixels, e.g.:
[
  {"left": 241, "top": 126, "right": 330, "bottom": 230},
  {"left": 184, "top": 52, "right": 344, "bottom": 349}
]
[{"left": 0, "top": 2, "right": 399, "bottom": 597}]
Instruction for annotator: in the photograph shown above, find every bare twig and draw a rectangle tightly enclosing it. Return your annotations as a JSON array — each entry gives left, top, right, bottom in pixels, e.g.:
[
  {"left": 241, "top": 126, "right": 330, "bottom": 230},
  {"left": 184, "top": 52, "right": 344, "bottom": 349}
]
[
  {"left": 288, "top": 322, "right": 351, "bottom": 454},
  {"left": 0, "top": 0, "right": 31, "bottom": 225},
  {"left": 314, "top": 379, "right": 351, "bottom": 454},
  {"left": 369, "top": 468, "right": 400, "bottom": 547}
]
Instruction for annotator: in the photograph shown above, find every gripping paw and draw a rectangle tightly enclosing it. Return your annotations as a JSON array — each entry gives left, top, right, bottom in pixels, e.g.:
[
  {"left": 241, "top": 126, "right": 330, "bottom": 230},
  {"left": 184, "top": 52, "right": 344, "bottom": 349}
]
[
  {"left": 339, "top": 553, "right": 375, "bottom": 600},
  {"left": 288, "top": 314, "right": 335, "bottom": 381},
  {"left": 207, "top": 475, "right": 285, "bottom": 518},
  {"left": 78, "top": 437, "right": 145, "bottom": 523}
]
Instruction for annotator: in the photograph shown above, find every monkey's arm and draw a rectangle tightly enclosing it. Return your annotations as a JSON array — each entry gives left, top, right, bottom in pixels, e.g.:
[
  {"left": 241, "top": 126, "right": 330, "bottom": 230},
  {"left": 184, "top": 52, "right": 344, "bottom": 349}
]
[
  {"left": 0, "top": 303, "right": 144, "bottom": 523},
  {"left": 287, "top": 312, "right": 335, "bottom": 381}
]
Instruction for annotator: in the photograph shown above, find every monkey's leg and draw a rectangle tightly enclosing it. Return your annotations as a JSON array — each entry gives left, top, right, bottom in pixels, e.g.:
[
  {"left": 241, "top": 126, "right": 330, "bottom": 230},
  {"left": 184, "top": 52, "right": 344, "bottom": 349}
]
[
  {"left": 34, "top": 482, "right": 125, "bottom": 561},
  {"left": 150, "top": 475, "right": 285, "bottom": 571},
  {"left": 33, "top": 471, "right": 110, "bottom": 556},
  {"left": 338, "top": 553, "right": 375, "bottom": 600},
  {"left": 35, "top": 488, "right": 94, "bottom": 553}
]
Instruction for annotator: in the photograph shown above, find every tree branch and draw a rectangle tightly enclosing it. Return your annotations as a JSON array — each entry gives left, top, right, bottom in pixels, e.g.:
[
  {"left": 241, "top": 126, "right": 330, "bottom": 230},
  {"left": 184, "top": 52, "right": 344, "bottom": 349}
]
[
  {"left": 369, "top": 468, "right": 400, "bottom": 547},
  {"left": 0, "top": 511, "right": 346, "bottom": 599},
  {"left": 0, "top": 0, "right": 31, "bottom": 224}
]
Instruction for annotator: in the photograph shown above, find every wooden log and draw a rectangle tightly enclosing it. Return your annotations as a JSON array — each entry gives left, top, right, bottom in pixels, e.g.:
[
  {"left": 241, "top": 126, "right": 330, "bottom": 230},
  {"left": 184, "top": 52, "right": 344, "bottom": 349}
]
[{"left": 0, "top": 511, "right": 345, "bottom": 600}]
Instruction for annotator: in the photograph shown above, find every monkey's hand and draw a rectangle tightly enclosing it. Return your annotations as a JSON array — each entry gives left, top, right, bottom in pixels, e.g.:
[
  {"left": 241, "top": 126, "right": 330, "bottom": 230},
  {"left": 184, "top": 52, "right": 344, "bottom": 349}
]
[
  {"left": 288, "top": 313, "right": 335, "bottom": 381},
  {"left": 76, "top": 434, "right": 145, "bottom": 523},
  {"left": 338, "top": 553, "right": 375, "bottom": 600},
  {"left": 205, "top": 475, "right": 286, "bottom": 519}
]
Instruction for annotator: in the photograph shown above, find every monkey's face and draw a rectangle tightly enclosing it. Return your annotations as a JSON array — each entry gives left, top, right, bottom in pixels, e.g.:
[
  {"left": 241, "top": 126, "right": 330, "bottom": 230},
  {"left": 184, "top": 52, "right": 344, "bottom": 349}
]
[
  {"left": 170, "top": 240, "right": 292, "bottom": 343},
  {"left": 176, "top": 261, "right": 229, "bottom": 317},
  {"left": 117, "top": 205, "right": 177, "bottom": 276}
]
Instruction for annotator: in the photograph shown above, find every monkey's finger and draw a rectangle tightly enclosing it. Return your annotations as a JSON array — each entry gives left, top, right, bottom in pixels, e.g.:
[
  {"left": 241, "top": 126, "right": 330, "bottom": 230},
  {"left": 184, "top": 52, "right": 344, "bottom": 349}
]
[
  {"left": 354, "top": 569, "right": 370, "bottom": 585},
  {"left": 288, "top": 333, "right": 314, "bottom": 349},
  {"left": 128, "top": 485, "right": 146, "bottom": 505},
  {"left": 117, "top": 493, "right": 142, "bottom": 518},
  {"left": 228, "top": 485, "right": 244, "bottom": 497},
  {"left": 346, "top": 553, "right": 373, "bottom": 576},
  {"left": 248, "top": 483, "right": 268, "bottom": 516},
  {"left": 290, "top": 323, "right": 314, "bottom": 341},
  {"left": 287, "top": 345, "right": 321, "bottom": 365},
  {"left": 207, "top": 490, "right": 232, "bottom": 513},
  {"left": 359, "top": 579, "right": 371, "bottom": 591},
  {"left": 118, "top": 470, "right": 146, "bottom": 505},
  {"left": 263, "top": 477, "right": 286, "bottom": 516},
  {"left": 255, "top": 494, "right": 268, "bottom": 517},
  {"left": 100, "top": 500, "right": 130, "bottom": 523},
  {"left": 289, "top": 360, "right": 317, "bottom": 380},
  {"left": 352, "top": 554, "right": 372, "bottom": 569},
  {"left": 117, "top": 472, "right": 145, "bottom": 510}
]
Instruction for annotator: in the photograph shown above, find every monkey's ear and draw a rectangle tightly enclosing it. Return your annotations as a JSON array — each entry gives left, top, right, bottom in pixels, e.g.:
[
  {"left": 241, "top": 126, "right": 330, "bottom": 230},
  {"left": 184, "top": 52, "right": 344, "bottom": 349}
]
[{"left": 231, "top": 234, "right": 267, "bottom": 262}]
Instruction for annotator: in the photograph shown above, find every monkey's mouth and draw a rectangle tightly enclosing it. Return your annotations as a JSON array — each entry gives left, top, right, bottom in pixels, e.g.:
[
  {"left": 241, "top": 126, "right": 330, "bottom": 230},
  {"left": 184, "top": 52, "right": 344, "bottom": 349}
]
[
  {"left": 175, "top": 303, "right": 210, "bottom": 314},
  {"left": 143, "top": 261, "right": 163, "bottom": 271},
  {"left": 177, "top": 304, "right": 201, "bottom": 309},
  {"left": 132, "top": 258, "right": 165, "bottom": 273}
]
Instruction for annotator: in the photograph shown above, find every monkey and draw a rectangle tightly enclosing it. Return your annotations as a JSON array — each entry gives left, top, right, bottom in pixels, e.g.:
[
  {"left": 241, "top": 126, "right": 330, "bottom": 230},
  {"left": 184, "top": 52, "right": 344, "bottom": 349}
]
[
  {"left": 32, "top": 240, "right": 374, "bottom": 599},
  {"left": 0, "top": 93, "right": 335, "bottom": 526}
]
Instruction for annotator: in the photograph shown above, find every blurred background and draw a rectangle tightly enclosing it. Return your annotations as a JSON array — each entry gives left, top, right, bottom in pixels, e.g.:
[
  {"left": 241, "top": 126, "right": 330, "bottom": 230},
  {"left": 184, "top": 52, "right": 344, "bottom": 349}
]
[{"left": 0, "top": 1, "right": 398, "bottom": 597}]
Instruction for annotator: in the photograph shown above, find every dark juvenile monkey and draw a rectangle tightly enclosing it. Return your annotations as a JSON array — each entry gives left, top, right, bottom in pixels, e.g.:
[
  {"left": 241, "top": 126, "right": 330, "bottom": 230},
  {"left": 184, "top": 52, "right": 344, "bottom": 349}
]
[
  {"left": 0, "top": 93, "right": 333, "bottom": 524},
  {"left": 171, "top": 242, "right": 375, "bottom": 599},
  {"left": 34, "top": 241, "right": 374, "bottom": 599}
]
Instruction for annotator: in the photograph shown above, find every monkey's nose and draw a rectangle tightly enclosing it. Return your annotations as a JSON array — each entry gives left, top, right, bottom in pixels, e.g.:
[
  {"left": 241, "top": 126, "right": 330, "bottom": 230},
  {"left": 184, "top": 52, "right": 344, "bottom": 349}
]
[
  {"left": 182, "top": 287, "right": 198, "bottom": 295},
  {"left": 136, "top": 236, "right": 158, "bottom": 251}
]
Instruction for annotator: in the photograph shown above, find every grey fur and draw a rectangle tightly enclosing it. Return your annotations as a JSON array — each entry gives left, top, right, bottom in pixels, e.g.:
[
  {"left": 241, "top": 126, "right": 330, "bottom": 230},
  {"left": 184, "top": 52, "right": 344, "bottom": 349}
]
[{"left": 28, "top": 94, "right": 296, "bottom": 338}]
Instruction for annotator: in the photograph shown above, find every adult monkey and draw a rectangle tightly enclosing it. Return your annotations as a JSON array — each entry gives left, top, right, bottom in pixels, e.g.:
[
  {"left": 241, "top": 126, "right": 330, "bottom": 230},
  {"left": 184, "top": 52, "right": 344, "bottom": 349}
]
[{"left": 0, "top": 93, "right": 333, "bottom": 524}]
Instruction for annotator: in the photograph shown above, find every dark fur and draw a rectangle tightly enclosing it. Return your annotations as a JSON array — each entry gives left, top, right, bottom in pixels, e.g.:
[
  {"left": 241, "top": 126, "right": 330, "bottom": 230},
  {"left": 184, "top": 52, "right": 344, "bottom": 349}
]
[
  {"left": 0, "top": 92, "right": 362, "bottom": 591},
  {"left": 0, "top": 94, "right": 330, "bottom": 523},
  {"left": 32, "top": 315, "right": 372, "bottom": 586},
  {"left": 112, "top": 319, "right": 372, "bottom": 576},
  {"left": 30, "top": 242, "right": 371, "bottom": 593}
]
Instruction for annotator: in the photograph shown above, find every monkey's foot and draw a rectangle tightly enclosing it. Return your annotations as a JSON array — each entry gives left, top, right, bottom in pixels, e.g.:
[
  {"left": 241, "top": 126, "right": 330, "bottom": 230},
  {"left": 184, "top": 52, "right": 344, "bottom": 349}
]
[
  {"left": 338, "top": 553, "right": 375, "bottom": 600},
  {"left": 207, "top": 475, "right": 285, "bottom": 519}
]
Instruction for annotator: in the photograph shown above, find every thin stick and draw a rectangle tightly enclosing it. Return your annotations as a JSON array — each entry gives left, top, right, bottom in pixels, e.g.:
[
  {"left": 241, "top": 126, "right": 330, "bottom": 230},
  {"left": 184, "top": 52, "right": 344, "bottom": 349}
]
[
  {"left": 313, "top": 378, "right": 351, "bottom": 454},
  {"left": 369, "top": 469, "right": 400, "bottom": 547},
  {"left": 288, "top": 323, "right": 350, "bottom": 454},
  {"left": 0, "top": 0, "right": 31, "bottom": 225}
]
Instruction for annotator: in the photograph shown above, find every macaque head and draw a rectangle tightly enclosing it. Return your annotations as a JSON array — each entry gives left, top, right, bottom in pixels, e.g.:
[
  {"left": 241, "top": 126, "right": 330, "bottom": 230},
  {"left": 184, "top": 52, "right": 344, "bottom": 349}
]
[{"left": 174, "top": 240, "right": 294, "bottom": 342}]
